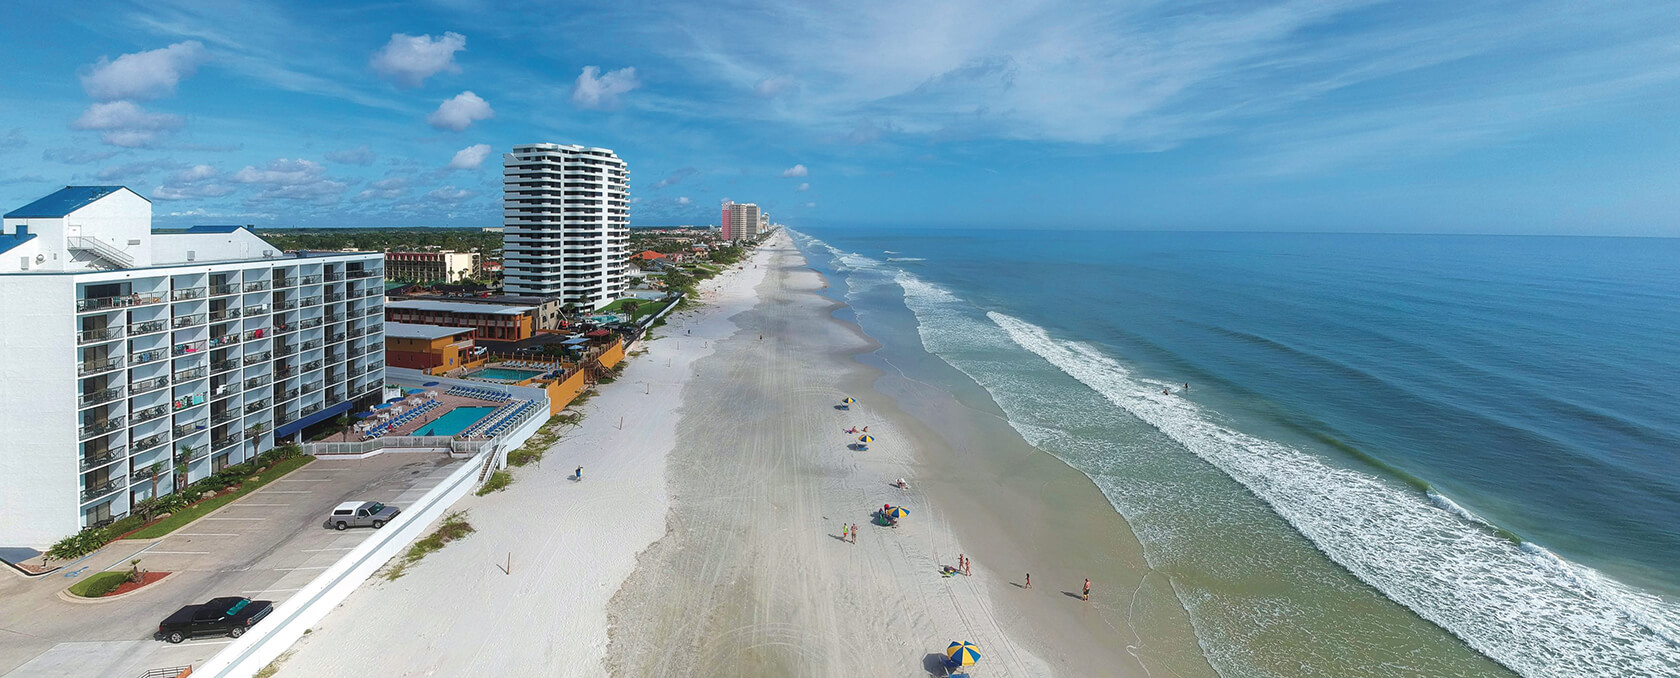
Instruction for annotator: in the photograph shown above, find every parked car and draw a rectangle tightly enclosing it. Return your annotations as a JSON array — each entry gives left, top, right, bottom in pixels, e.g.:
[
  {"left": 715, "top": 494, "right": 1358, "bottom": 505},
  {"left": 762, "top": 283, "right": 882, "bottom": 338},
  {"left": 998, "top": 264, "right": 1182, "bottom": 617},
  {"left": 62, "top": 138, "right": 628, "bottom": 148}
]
[
  {"left": 322, "top": 500, "right": 400, "bottom": 530},
  {"left": 155, "top": 597, "right": 273, "bottom": 643}
]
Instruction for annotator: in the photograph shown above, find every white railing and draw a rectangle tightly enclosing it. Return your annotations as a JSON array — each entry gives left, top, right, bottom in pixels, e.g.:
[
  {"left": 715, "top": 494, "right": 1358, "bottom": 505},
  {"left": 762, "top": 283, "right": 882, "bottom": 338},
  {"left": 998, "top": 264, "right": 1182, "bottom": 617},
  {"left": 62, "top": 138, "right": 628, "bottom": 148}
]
[{"left": 66, "top": 236, "right": 134, "bottom": 268}]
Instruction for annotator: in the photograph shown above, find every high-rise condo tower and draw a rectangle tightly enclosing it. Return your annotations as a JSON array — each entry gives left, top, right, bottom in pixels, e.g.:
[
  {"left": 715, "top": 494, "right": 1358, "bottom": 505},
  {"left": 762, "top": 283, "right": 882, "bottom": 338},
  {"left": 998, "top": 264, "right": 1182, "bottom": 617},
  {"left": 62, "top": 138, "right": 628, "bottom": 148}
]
[{"left": 501, "top": 144, "right": 630, "bottom": 310}]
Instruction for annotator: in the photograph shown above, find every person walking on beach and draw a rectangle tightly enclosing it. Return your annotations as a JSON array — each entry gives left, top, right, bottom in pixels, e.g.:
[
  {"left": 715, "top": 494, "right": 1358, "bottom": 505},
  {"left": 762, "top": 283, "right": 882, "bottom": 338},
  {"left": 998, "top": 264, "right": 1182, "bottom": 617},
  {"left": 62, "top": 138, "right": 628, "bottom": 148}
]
[
  {"left": 1083, "top": 578, "right": 1091, "bottom": 601},
  {"left": 850, "top": 524, "right": 858, "bottom": 544},
  {"left": 1025, "top": 573, "right": 1032, "bottom": 589},
  {"left": 842, "top": 523, "right": 849, "bottom": 542},
  {"left": 575, "top": 466, "right": 583, "bottom": 480}
]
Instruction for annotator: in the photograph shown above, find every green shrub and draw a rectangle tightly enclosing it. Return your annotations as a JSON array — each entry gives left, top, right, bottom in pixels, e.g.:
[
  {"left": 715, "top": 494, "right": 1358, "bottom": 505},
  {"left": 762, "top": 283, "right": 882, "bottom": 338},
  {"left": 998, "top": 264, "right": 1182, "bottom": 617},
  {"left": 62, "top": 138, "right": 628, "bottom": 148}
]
[
  {"left": 67, "top": 570, "right": 128, "bottom": 597},
  {"left": 384, "top": 511, "right": 474, "bottom": 580},
  {"left": 476, "top": 470, "right": 512, "bottom": 495}
]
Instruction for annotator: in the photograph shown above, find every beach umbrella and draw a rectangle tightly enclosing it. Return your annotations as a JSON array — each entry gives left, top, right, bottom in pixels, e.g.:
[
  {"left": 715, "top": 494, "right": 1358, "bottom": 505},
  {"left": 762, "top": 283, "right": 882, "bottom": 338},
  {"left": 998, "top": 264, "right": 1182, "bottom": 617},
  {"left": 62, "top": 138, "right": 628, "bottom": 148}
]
[
  {"left": 858, "top": 434, "right": 875, "bottom": 444},
  {"left": 423, "top": 381, "right": 440, "bottom": 387},
  {"left": 841, "top": 397, "right": 856, "bottom": 404},
  {"left": 946, "top": 641, "right": 980, "bottom": 666},
  {"left": 887, "top": 506, "right": 909, "bottom": 519}
]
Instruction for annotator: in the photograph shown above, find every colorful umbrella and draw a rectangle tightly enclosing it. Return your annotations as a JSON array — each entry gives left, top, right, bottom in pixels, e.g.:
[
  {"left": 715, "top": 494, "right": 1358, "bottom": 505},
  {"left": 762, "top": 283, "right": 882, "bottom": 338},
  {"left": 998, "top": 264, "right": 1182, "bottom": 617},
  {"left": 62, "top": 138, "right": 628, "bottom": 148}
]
[
  {"left": 841, "top": 397, "right": 856, "bottom": 404},
  {"left": 858, "top": 434, "right": 875, "bottom": 444},
  {"left": 946, "top": 641, "right": 980, "bottom": 666},
  {"left": 887, "top": 506, "right": 909, "bottom": 519}
]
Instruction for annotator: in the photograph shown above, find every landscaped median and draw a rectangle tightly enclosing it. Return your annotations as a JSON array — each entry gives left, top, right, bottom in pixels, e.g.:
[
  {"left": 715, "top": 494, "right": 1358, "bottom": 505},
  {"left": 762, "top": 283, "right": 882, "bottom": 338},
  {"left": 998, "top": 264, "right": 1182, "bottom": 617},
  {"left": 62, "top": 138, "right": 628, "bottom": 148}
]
[{"left": 129, "top": 455, "right": 315, "bottom": 539}]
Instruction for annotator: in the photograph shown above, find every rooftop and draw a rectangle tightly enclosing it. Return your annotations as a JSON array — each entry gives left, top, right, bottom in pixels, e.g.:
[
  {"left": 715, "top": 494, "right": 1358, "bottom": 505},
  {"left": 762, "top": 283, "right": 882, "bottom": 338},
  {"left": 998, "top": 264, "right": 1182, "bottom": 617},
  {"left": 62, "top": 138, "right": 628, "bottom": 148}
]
[
  {"left": 384, "top": 322, "right": 477, "bottom": 341},
  {"left": 385, "top": 299, "right": 536, "bottom": 315},
  {"left": 3, "top": 186, "right": 141, "bottom": 219}
]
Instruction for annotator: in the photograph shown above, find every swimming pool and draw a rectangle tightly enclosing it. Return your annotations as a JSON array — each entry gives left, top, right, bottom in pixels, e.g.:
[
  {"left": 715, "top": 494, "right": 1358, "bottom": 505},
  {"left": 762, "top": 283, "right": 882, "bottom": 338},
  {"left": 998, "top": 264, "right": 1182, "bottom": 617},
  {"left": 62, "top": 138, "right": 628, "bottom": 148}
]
[
  {"left": 413, "top": 406, "right": 495, "bottom": 436},
  {"left": 472, "top": 367, "right": 544, "bottom": 381}
]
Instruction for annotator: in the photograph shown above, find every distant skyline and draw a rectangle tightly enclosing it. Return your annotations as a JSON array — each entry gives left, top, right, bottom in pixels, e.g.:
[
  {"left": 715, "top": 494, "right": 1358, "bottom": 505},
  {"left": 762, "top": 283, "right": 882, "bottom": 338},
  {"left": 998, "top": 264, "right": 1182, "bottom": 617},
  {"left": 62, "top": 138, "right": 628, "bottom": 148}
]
[{"left": 1, "top": 1, "right": 1677, "bottom": 235}]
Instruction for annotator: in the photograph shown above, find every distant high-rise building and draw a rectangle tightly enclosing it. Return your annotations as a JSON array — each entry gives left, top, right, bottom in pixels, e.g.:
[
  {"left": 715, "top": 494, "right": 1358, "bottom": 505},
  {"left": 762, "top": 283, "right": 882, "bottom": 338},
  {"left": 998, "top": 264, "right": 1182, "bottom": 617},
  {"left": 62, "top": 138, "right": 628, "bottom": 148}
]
[
  {"left": 501, "top": 144, "right": 630, "bottom": 310},
  {"left": 720, "top": 202, "right": 761, "bottom": 241}
]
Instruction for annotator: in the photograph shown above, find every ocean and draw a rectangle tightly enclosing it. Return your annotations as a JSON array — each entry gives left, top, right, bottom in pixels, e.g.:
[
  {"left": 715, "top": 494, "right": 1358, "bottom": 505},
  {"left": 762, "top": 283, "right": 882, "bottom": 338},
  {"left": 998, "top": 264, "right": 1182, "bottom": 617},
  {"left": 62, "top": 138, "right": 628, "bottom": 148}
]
[{"left": 789, "top": 228, "right": 1680, "bottom": 678}]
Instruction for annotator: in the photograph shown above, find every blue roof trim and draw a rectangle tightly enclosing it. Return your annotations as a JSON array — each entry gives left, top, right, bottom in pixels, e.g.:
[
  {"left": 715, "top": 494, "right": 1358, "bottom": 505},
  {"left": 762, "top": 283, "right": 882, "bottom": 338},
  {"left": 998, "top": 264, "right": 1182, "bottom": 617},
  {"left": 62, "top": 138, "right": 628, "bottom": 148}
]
[
  {"left": 184, "top": 225, "right": 246, "bottom": 234},
  {"left": 4, "top": 186, "right": 140, "bottom": 219},
  {"left": 0, "top": 232, "right": 37, "bottom": 255},
  {"left": 273, "top": 399, "right": 356, "bottom": 438}
]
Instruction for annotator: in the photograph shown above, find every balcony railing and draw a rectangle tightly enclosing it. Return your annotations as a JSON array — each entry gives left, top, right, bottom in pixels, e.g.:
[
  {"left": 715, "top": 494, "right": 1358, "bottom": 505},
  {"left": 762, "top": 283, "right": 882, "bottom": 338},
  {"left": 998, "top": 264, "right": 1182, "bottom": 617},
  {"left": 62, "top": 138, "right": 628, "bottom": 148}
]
[
  {"left": 275, "top": 343, "right": 297, "bottom": 357},
  {"left": 172, "top": 393, "right": 206, "bottom": 411},
  {"left": 209, "top": 308, "right": 241, "bottom": 322},
  {"left": 244, "top": 281, "right": 271, "bottom": 292},
  {"left": 323, "top": 272, "right": 345, "bottom": 282},
  {"left": 245, "top": 304, "right": 270, "bottom": 315},
  {"left": 274, "top": 387, "right": 299, "bottom": 401},
  {"left": 273, "top": 323, "right": 294, "bottom": 334},
  {"left": 178, "top": 443, "right": 209, "bottom": 462},
  {"left": 173, "top": 419, "right": 208, "bottom": 438},
  {"left": 347, "top": 347, "right": 366, "bottom": 359},
  {"left": 173, "top": 366, "right": 208, "bottom": 383},
  {"left": 210, "top": 283, "right": 239, "bottom": 296},
  {"left": 129, "top": 319, "right": 167, "bottom": 335},
  {"left": 209, "top": 333, "right": 240, "bottom": 348},
  {"left": 327, "top": 333, "right": 346, "bottom": 343},
  {"left": 172, "top": 341, "right": 206, "bottom": 357},
  {"left": 300, "top": 274, "right": 322, "bottom": 285},
  {"left": 299, "top": 318, "right": 323, "bottom": 330},
  {"left": 132, "top": 404, "right": 168, "bottom": 425},
  {"left": 300, "top": 339, "right": 323, "bottom": 350},
  {"left": 301, "top": 402, "right": 324, "bottom": 416},
  {"left": 244, "top": 376, "right": 271, "bottom": 390},
  {"left": 77, "top": 293, "right": 163, "bottom": 312},
  {"left": 211, "top": 410, "right": 238, "bottom": 425},
  {"left": 244, "top": 328, "right": 270, "bottom": 341},
  {"left": 302, "top": 359, "right": 324, "bottom": 371},
  {"left": 273, "top": 277, "right": 295, "bottom": 288},
  {"left": 301, "top": 381, "right": 323, "bottom": 395},
  {"left": 347, "top": 366, "right": 366, "bottom": 378},
  {"left": 132, "top": 432, "right": 168, "bottom": 452},
  {"left": 172, "top": 313, "right": 206, "bottom": 328},
  {"left": 323, "top": 293, "right": 345, "bottom": 303},
  {"left": 276, "top": 299, "right": 298, "bottom": 311},
  {"left": 347, "top": 328, "right": 365, "bottom": 339},
  {"left": 301, "top": 296, "right": 321, "bottom": 307},
  {"left": 131, "top": 348, "right": 168, "bottom": 365},
  {"left": 79, "top": 357, "right": 123, "bottom": 376},
  {"left": 171, "top": 288, "right": 206, "bottom": 301},
  {"left": 211, "top": 358, "right": 240, "bottom": 373},
  {"left": 78, "top": 327, "right": 123, "bottom": 344},
  {"left": 81, "top": 446, "right": 125, "bottom": 470},
  {"left": 274, "top": 366, "right": 295, "bottom": 379},
  {"left": 212, "top": 434, "right": 242, "bottom": 451},
  {"left": 244, "top": 399, "right": 270, "bottom": 414},
  {"left": 81, "top": 479, "right": 123, "bottom": 502},
  {"left": 79, "top": 416, "right": 125, "bottom": 440},
  {"left": 130, "top": 375, "right": 169, "bottom": 394},
  {"left": 276, "top": 411, "right": 298, "bottom": 426},
  {"left": 244, "top": 351, "right": 272, "bottom": 365}
]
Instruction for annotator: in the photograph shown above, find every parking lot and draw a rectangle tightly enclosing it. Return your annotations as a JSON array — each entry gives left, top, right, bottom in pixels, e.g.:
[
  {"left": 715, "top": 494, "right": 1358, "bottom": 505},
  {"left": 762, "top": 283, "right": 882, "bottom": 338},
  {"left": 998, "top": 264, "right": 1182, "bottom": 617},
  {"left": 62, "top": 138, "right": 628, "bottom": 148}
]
[{"left": 0, "top": 453, "right": 465, "bottom": 678}]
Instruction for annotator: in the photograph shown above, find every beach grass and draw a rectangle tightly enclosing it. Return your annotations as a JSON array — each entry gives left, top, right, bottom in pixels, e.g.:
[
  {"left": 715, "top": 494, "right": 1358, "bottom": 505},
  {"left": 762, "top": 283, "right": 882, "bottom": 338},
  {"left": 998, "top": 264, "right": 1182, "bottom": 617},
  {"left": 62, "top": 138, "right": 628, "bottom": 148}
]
[
  {"left": 476, "top": 470, "right": 512, "bottom": 495},
  {"left": 129, "top": 456, "right": 315, "bottom": 539},
  {"left": 384, "top": 511, "right": 474, "bottom": 581}
]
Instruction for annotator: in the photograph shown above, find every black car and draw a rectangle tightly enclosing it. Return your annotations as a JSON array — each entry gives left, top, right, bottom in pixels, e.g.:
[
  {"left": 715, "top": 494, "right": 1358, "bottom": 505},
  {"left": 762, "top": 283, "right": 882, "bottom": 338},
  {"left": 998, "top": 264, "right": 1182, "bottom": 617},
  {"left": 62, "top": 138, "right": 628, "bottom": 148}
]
[{"left": 154, "top": 596, "right": 274, "bottom": 643}]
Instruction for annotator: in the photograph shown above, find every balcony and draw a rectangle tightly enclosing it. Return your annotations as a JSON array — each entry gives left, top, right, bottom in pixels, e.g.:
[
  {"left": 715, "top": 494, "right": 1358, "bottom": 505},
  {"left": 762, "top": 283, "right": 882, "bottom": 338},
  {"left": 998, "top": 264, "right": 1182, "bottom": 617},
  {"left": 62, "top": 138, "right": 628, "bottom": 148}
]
[
  {"left": 347, "top": 347, "right": 366, "bottom": 359},
  {"left": 323, "top": 293, "right": 345, "bottom": 303},
  {"left": 129, "top": 319, "right": 167, "bottom": 335},
  {"left": 78, "top": 327, "right": 124, "bottom": 344},
  {"left": 81, "top": 479, "right": 123, "bottom": 503},
  {"left": 209, "top": 333, "right": 240, "bottom": 348},
  {"left": 172, "top": 418, "right": 208, "bottom": 438},
  {"left": 327, "top": 333, "right": 346, "bottom": 343},
  {"left": 300, "top": 339, "right": 323, "bottom": 350},
  {"left": 324, "top": 314, "right": 344, "bottom": 324},
  {"left": 301, "top": 296, "right": 322, "bottom": 307},
  {"left": 209, "top": 308, "right": 241, "bottom": 322},
  {"left": 172, "top": 313, "right": 207, "bottom": 329},
  {"left": 172, "top": 393, "right": 206, "bottom": 411},
  {"left": 300, "top": 381, "right": 323, "bottom": 395},
  {"left": 274, "top": 365, "right": 296, "bottom": 379},
  {"left": 302, "top": 359, "right": 324, "bottom": 372},
  {"left": 275, "top": 343, "right": 297, "bottom": 357},
  {"left": 299, "top": 318, "right": 323, "bottom": 330},
  {"left": 132, "top": 432, "right": 168, "bottom": 452},
  {"left": 273, "top": 276, "right": 295, "bottom": 288},
  {"left": 274, "top": 387, "right": 299, "bottom": 403},
  {"left": 177, "top": 443, "right": 209, "bottom": 462},
  {"left": 131, "top": 348, "right": 168, "bottom": 365},
  {"left": 211, "top": 410, "right": 239, "bottom": 425},
  {"left": 212, "top": 434, "right": 242, "bottom": 452},
  {"left": 81, "top": 446, "right": 126, "bottom": 470},
  {"left": 276, "top": 299, "right": 298, "bottom": 311},
  {"left": 171, "top": 288, "right": 206, "bottom": 301},
  {"left": 244, "top": 399, "right": 270, "bottom": 414},
  {"left": 79, "top": 416, "right": 125, "bottom": 440},
  {"left": 173, "top": 366, "right": 208, "bottom": 383},
  {"left": 244, "top": 351, "right": 272, "bottom": 365},
  {"left": 347, "top": 328, "right": 365, "bottom": 339},
  {"left": 243, "top": 281, "right": 271, "bottom": 292},
  {"left": 276, "top": 410, "right": 298, "bottom": 426},
  {"left": 243, "top": 423, "right": 267, "bottom": 439},
  {"left": 245, "top": 304, "right": 271, "bottom": 315},
  {"left": 323, "top": 272, "right": 345, "bottom": 282},
  {"left": 172, "top": 341, "right": 206, "bottom": 357},
  {"left": 301, "top": 402, "right": 324, "bottom": 416},
  {"left": 244, "top": 328, "right": 270, "bottom": 341},
  {"left": 210, "top": 283, "right": 239, "bottom": 296},
  {"left": 79, "top": 357, "right": 123, "bottom": 376},
  {"left": 300, "top": 274, "right": 322, "bottom": 285},
  {"left": 77, "top": 293, "right": 163, "bottom": 313},
  {"left": 273, "top": 323, "right": 295, "bottom": 334},
  {"left": 211, "top": 358, "right": 240, "bottom": 374},
  {"left": 132, "top": 403, "right": 168, "bottom": 425},
  {"left": 129, "top": 375, "right": 169, "bottom": 394},
  {"left": 244, "top": 376, "right": 271, "bottom": 390}
]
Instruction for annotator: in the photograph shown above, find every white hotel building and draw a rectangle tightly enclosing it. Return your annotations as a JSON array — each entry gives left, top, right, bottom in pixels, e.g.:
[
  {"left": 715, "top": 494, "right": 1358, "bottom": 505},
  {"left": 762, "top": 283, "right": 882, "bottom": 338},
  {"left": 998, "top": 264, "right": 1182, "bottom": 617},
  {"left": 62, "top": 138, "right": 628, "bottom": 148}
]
[
  {"left": 0, "top": 186, "right": 386, "bottom": 546},
  {"left": 501, "top": 143, "right": 630, "bottom": 309}
]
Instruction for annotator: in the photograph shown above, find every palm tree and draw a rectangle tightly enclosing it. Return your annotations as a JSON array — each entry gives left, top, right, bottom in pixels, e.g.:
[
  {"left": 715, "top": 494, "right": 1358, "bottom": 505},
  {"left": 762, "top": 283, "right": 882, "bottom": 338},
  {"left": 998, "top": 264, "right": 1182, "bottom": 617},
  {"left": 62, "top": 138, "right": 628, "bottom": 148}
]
[
  {"left": 247, "top": 421, "right": 266, "bottom": 464},
  {"left": 173, "top": 444, "right": 192, "bottom": 495},
  {"left": 148, "top": 461, "right": 164, "bottom": 499}
]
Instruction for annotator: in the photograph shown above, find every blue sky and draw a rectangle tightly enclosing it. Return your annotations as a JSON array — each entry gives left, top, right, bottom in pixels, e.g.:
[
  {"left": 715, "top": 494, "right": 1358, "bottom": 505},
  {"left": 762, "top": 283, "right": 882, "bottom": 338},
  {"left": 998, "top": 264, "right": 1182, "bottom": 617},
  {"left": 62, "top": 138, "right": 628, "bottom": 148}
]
[{"left": 1, "top": 1, "right": 1677, "bottom": 235}]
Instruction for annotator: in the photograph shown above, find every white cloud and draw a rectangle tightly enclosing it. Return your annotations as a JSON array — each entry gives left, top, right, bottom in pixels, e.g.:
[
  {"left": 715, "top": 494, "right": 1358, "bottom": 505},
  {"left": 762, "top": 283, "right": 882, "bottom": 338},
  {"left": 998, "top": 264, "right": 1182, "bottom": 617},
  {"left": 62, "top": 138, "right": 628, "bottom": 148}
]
[
  {"left": 70, "top": 101, "right": 184, "bottom": 148},
  {"left": 795, "top": 182, "right": 809, "bottom": 192},
  {"left": 325, "top": 145, "right": 376, "bottom": 166},
  {"left": 427, "top": 186, "right": 473, "bottom": 202},
  {"left": 781, "top": 164, "right": 808, "bottom": 177},
  {"left": 0, "top": 128, "right": 26, "bottom": 152},
  {"left": 651, "top": 167, "right": 698, "bottom": 189},
  {"left": 43, "top": 147, "right": 120, "bottom": 164},
  {"left": 428, "top": 91, "right": 494, "bottom": 131},
  {"left": 371, "top": 32, "right": 466, "bottom": 88},
  {"left": 152, "top": 164, "right": 232, "bottom": 201},
  {"left": 448, "top": 143, "right": 493, "bottom": 169},
  {"left": 677, "top": 196, "right": 692, "bottom": 205},
  {"left": 803, "top": 202, "right": 817, "bottom": 208},
  {"left": 80, "top": 41, "right": 206, "bottom": 101},
  {"left": 357, "top": 177, "right": 408, "bottom": 201},
  {"left": 754, "top": 75, "right": 795, "bottom": 97},
  {"left": 571, "top": 66, "right": 640, "bottom": 109},
  {"left": 231, "top": 158, "right": 346, "bottom": 201}
]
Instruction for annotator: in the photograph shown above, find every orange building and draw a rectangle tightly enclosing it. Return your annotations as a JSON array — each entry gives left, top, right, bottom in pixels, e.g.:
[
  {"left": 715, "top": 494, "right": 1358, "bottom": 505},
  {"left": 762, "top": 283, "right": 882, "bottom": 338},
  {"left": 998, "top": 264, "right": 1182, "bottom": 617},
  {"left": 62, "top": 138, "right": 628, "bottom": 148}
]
[
  {"left": 385, "top": 322, "right": 480, "bottom": 372},
  {"left": 384, "top": 299, "right": 538, "bottom": 341},
  {"left": 633, "top": 250, "right": 667, "bottom": 261}
]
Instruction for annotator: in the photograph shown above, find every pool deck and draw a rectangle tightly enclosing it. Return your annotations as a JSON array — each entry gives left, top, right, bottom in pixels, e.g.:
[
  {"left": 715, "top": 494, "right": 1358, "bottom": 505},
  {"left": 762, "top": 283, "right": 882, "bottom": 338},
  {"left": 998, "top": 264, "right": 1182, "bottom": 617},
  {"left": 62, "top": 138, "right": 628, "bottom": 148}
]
[{"left": 317, "top": 393, "right": 504, "bottom": 442}]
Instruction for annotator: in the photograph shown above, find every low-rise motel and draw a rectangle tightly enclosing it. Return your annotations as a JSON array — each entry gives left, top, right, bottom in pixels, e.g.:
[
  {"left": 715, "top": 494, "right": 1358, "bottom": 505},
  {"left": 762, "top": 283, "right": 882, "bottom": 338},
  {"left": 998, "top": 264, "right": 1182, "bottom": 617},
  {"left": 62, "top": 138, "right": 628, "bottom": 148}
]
[
  {"left": 383, "top": 322, "right": 481, "bottom": 372},
  {"left": 0, "top": 186, "right": 386, "bottom": 546}
]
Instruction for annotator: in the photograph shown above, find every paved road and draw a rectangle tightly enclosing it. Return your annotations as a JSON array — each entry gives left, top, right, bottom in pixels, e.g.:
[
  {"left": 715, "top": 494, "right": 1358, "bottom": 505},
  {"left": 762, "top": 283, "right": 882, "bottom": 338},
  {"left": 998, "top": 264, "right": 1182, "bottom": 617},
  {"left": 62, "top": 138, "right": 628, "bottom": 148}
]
[{"left": 0, "top": 453, "right": 463, "bottom": 678}]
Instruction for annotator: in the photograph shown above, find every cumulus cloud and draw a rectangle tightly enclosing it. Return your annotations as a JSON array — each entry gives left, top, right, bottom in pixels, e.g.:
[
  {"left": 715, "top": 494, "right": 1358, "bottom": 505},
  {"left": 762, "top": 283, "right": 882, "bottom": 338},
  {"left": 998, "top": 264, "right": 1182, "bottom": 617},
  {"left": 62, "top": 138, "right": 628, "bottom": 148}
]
[
  {"left": 677, "top": 196, "right": 692, "bottom": 205},
  {"left": 325, "top": 145, "right": 376, "bottom": 166},
  {"left": 428, "top": 91, "right": 494, "bottom": 131},
  {"left": 357, "top": 177, "right": 408, "bottom": 201},
  {"left": 795, "top": 182, "right": 809, "bottom": 192},
  {"left": 572, "top": 66, "right": 640, "bottom": 109},
  {"left": 0, "top": 128, "right": 25, "bottom": 152},
  {"left": 80, "top": 41, "right": 206, "bottom": 101},
  {"left": 153, "top": 164, "right": 233, "bottom": 201},
  {"left": 427, "top": 186, "right": 473, "bottom": 203},
  {"left": 448, "top": 143, "right": 493, "bottom": 169},
  {"left": 71, "top": 101, "right": 184, "bottom": 148},
  {"left": 231, "top": 158, "right": 346, "bottom": 201},
  {"left": 651, "top": 167, "right": 698, "bottom": 189},
  {"left": 371, "top": 32, "right": 466, "bottom": 88},
  {"left": 781, "top": 164, "right": 808, "bottom": 177},
  {"left": 754, "top": 75, "right": 795, "bottom": 98},
  {"left": 43, "top": 147, "right": 120, "bottom": 164}
]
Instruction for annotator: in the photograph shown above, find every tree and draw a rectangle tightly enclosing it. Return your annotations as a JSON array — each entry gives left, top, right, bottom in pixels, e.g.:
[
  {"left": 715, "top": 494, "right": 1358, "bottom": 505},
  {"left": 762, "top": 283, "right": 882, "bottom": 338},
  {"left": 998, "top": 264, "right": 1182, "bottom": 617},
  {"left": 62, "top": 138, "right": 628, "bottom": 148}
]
[
  {"left": 174, "top": 444, "right": 193, "bottom": 492},
  {"left": 147, "top": 461, "right": 163, "bottom": 499},
  {"left": 247, "top": 421, "right": 266, "bottom": 464},
  {"left": 622, "top": 300, "right": 641, "bottom": 317}
]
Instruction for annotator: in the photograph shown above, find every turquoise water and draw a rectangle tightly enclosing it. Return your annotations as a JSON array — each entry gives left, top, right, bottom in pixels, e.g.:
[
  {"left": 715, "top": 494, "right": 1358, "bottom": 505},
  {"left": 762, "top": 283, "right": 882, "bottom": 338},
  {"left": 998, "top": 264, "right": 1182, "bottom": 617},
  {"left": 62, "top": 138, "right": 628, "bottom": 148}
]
[
  {"left": 793, "top": 228, "right": 1680, "bottom": 677},
  {"left": 413, "top": 406, "right": 494, "bottom": 436},
  {"left": 473, "top": 367, "right": 543, "bottom": 381}
]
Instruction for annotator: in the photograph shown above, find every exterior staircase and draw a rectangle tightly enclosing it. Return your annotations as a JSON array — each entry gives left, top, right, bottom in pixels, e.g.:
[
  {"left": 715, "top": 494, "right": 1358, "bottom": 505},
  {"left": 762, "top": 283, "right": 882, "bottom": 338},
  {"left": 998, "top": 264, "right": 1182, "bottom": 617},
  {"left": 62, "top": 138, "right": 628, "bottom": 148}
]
[{"left": 67, "top": 236, "right": 134, "bottom": 269}]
